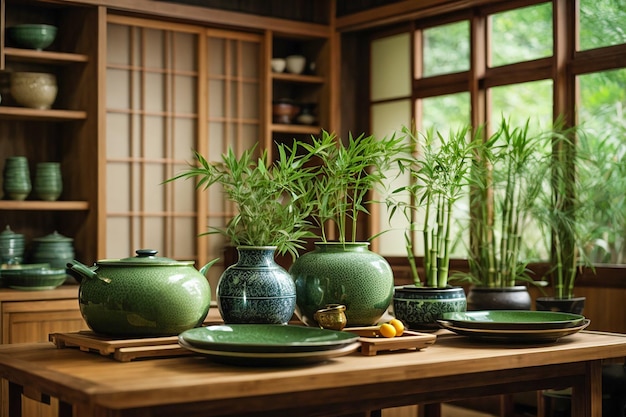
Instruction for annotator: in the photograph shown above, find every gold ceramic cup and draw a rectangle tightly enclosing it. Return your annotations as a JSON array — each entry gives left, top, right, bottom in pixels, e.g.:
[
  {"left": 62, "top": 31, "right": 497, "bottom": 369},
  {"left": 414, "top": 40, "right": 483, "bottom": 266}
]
[{"left": 313, "top": 304, "right": 347, "bottom": 331}]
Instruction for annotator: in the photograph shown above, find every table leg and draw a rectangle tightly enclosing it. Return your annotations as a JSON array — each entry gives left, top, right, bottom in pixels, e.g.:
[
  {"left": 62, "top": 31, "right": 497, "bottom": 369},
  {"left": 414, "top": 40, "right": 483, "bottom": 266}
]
[
  {"left": 59, "top": 400, "right": 73, "bottom": 417},
  {"left": 571, "top": 359, "right": 602, "bottom": 417},
  {"left": 422, "top": 403, "right": 441, "bottom": 417},
  {"left": 8, "top": 382, "right": 22, "bottom": 417}
]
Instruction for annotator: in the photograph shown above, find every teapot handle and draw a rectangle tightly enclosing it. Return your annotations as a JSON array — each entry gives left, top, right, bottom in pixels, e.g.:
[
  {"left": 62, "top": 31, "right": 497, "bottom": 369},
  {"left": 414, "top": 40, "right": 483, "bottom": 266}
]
[{"left": 67, "top": 260, "right": 111, "bottom": 284}]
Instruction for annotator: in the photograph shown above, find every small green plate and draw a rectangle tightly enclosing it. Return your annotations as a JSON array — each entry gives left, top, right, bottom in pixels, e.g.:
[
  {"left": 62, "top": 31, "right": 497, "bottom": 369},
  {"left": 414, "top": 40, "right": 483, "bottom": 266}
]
[
  {"left": 441, "top": 310, "right": 586, "bottom": 330},
  {"left": 179, "top": 324, "right": 359, "bottom": 354}
]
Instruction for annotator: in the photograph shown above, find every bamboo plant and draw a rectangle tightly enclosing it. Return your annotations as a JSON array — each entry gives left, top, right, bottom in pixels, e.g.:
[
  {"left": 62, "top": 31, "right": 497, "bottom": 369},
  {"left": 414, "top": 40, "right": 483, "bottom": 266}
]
[
  {"left": 467, "top": 118, "right": 550, "bottom": 288},
  {"left": 533, "top": 123, "right": 597, "bottom": 299},
  {"left": 166, "top": 142, "right": 318, "bottom": 260},
  {"left": 390, "top": 125, "right": 479, "bottom": 288},
  {"left": 299, "top": 130, "right": 411, "bottom": 244}
]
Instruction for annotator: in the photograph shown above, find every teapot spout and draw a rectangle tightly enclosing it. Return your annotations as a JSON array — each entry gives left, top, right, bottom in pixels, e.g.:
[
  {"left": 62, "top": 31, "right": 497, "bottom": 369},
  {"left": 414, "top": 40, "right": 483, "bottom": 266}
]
[
  {"left": 67, "top": 260, "right": 111, "bottom": 284},
  {"left": 199, "top": 258, "right": 219, "bottom": 277}
]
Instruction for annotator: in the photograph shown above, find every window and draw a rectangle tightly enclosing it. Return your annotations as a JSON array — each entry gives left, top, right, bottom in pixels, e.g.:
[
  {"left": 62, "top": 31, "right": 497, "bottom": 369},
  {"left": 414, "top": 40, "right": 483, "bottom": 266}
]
[{"left": 370, "top": 1, "right": 626, "bottom": 270}]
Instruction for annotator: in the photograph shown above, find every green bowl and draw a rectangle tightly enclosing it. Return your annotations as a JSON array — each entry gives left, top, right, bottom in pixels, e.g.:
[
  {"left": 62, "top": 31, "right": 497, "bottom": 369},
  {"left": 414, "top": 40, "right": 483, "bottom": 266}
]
[
  {"left": 1, "top": 265, "right": 65, "bottom": 291},
  {"left": 7, "top": 24, "right": 58, "bottom": 50}
]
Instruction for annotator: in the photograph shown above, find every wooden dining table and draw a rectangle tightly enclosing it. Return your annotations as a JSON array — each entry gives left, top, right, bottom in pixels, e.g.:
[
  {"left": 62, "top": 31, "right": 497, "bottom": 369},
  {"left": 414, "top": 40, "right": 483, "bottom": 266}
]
[{"left": 1, "top": 329, "right": 626, "bottom": 417}]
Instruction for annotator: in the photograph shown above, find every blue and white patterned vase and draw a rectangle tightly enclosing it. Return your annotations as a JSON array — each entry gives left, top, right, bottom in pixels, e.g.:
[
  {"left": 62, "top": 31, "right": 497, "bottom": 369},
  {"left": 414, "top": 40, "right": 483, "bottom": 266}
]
[
  {"left": 217, "top": 246, "right": 296, "bottom": 324},
  {"left": 290, "top": 242, "right": 394, "bottom": 327},
  {"left": 393, "top": 285, "right": 467, "bottom": 331}
]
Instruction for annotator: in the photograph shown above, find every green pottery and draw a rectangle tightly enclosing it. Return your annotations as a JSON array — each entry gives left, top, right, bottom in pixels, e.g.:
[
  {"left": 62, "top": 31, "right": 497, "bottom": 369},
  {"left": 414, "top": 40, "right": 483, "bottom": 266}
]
[
  {"left": 290, "top": 242, "right": 394, "bottom": 327},
  {"left": 393, "top": 285, "right": 467, "bottom": 331},
  {"left": 217, "top": 246, "right": 296, "bottom": 324},
  {"left": 31, "top": 230, "right": 75, "bottom": 269},
  {"left": 7, "top": 24, "right": 57, "bottom": 50},
  {"left": 68, "top": 249, "right": 216, "bottom": 337}
]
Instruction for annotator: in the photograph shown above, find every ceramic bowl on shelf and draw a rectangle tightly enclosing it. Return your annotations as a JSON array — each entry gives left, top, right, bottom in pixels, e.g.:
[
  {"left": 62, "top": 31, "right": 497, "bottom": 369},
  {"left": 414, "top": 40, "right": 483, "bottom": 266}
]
[
  {"left": 10, "top": 72, "right": 58, "bottom": 110},
  {"left": 1, "top": 264, "right": 66, "bottom": 291},
  {"left": 271, "top": 58, "right": 286, "bottom": 73},
  {"left": 272, "top": 99, "right": 299, "bottom": 124},
  {"left": 285, "top": 55, "right": 306, "bottom": 74},
  {"left": 7, "top": 24, "right": 58, "bottom": 51}
]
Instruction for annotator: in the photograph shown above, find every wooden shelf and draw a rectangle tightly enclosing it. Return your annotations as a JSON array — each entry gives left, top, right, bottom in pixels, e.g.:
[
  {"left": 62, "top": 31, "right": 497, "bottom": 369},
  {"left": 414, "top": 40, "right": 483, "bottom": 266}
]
[
  {"left": 0, "top": 200, "right": 89, "bottom": 211},
  {"left": 0, "top": 107, "right": 87, "bottom": 121},
  {"left": 271, "top": 123, "right": 321, "bottom": 135},
  {"left": 272, "top": 72, "right": 325, "bottom": 84},
  {"left": 3, "top": 47, "right": 89, "bottom": 65}
]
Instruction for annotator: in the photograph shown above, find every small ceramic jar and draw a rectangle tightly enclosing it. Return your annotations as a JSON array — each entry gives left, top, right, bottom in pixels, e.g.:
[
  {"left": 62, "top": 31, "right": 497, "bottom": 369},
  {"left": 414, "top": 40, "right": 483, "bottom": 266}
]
[{"left": 30, "top": 230, "right": 75, "bottom": 269}]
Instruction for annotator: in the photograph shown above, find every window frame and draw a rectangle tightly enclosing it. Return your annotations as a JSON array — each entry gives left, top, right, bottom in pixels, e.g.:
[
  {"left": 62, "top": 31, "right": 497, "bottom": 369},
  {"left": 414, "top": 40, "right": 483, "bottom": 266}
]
[{"left": 367, "top": 0, "right": 626, "bottom": 288}]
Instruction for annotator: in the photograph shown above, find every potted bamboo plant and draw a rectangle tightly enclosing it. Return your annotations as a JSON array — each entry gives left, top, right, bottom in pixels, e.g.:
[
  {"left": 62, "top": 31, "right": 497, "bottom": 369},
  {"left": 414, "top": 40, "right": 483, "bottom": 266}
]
[
  {"left": 533, "top": 123, "right": 597, "bottom": 314},
  {"left": 289, "top": 130, "right": 412, "bottom": 327},
  {"left": 168, "top": 142, "right": 318, "bottom": 324},
  {"left": 390, "top": 125, "right": 476, "bottom": 330},
  {"left": 464, "top": 118, "right": 550, "bottom": 310}
]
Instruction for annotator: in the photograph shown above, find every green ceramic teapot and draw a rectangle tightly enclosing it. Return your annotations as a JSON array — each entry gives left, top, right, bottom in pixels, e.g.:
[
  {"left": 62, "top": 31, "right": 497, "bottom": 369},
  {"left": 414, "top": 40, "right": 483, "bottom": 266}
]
[{"left": 68, "top": 249, "right": 217, "bottom": 337}]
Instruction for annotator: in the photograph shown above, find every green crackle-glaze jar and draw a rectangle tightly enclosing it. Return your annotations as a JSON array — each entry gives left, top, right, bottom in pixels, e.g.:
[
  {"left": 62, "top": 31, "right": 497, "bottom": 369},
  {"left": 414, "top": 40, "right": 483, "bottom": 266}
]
[
  {"left": 217, "top": 246, "right": 296, "bottom": 324},
  {"left": 290, "top": 242, "right": 394, "bottom": 327},
  {"left": 68, "top": 249, "right": 216, "bottom": 337}
]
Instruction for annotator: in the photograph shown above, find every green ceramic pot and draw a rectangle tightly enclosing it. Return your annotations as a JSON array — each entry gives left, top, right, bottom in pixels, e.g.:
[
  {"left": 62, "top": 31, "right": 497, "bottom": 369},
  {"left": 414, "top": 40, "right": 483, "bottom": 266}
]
[
  {"left": 217, "top": 246, "right": 296, "bottom": 324},
  {"left": 393, "top": 285, "right": 467, "bottom": 331},
  {"left": 68, "top": 249, "right": 216, "bottom": 337},
  {"left": 290, "top": 242, "right": 394, "bottom": 327}
]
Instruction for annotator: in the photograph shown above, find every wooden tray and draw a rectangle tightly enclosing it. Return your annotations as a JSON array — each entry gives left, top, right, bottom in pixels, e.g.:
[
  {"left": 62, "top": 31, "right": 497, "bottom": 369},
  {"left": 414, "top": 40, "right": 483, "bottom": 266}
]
[
  {"left": 49, "top": 331, "right": 192, "bottom": 362},
  {"left": 343, "top": 327, "right": 437, "bottom": 356}
]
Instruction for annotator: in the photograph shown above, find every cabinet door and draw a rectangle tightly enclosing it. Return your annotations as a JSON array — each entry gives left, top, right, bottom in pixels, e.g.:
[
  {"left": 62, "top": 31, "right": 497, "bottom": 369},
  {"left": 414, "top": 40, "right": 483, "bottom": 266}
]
[
  {"left": 1, "top": 299, "right": 85, "bottom": 343},
  {"left": 1, "top": 299, "right": 86, "bottom": 417},
  {"left": 105, "top": 16, "right": 262, "bottom": 294}
]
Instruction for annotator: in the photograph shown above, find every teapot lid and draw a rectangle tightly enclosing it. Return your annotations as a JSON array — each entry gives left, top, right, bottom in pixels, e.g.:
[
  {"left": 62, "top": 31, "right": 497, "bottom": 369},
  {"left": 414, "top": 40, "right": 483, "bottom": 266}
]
[
  {"left": 34, "top": 230, "right": 73, "bottom": 242},
  {"left": 98, "top": 249, "right": 194, "bottom": 266}
]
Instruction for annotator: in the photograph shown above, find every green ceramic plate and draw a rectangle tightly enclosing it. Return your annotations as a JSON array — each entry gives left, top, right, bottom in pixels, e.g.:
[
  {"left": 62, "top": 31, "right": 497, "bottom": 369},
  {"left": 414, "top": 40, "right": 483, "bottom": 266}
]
[
  {"left": 178, "top": 338, "right": 360, "bottom": 366},
  {"left": 179, "top": 324, "right": 360, "bottom": 354},
  {"left": 441, "top": 310, "right": 586, "bottom": 330},
  {"left": 437, "top": 319, "right": 590, "bottom": 343}
]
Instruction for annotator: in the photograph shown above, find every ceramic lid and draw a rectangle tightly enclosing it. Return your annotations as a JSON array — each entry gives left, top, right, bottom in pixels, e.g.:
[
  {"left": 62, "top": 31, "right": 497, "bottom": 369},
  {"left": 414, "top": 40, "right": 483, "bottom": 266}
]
[
  {"left": 0, "top": 225, "right": 23, "bottom": 241},
  {"left": 97, "top": 249, "right": 194, "bottom": 266},
  {"left": 33, "top": 230, "right": 73, "bottom": 243}
]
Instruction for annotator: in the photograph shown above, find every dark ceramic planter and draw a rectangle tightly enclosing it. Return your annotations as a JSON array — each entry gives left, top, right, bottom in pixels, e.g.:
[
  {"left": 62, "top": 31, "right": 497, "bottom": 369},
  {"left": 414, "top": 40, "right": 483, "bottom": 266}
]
[
  {"left": 466, "top": 285, "right": 532, "bottom": 311},
  {"left": 217, "top": 246, "right": 296, "bottom": 324},
  {"left": 535, "top": 296, "right": 586, "bottom": 315},
  {"left": 393, "top": 285, "right": 467, "bottom": 331}
]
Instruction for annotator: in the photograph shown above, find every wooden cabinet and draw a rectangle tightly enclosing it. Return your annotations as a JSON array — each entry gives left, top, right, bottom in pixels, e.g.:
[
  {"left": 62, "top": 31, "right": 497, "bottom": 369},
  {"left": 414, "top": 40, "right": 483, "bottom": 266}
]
[
  {"left": 265, "top": 29, "right": 337, "bottom": 154},
  {"left": 0, "top": 287, "right": 87, "bottom": 417},
  {"left": 0, "top": 0, "right": 101, "bottom": 264}
]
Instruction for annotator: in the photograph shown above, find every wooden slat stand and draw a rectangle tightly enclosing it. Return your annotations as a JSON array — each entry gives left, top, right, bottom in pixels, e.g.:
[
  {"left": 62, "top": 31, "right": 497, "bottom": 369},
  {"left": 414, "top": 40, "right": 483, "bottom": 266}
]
[
  {"left": 344, "top": 328, "right": 437, "bottom": 356},
  {"left": 49, "top": 331, "right": 192, "bottom": 362}
]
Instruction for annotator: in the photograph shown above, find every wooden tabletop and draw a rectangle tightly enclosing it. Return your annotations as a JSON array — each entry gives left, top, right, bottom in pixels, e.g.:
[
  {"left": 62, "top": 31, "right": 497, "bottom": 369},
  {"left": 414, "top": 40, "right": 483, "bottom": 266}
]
[{"left": 1, "top": 330, "right": 626, "bottom": 417}]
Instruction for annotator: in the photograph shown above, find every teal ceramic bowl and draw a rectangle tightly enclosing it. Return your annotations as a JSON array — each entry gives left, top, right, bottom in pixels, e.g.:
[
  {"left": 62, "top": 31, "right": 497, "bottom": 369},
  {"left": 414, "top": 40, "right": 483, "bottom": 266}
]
[
  {"left": 7, "top": 24, "right": 57, "bottom": 50},
  {"left": 1, "top": 264, "right": 65, "bottom": 291}
]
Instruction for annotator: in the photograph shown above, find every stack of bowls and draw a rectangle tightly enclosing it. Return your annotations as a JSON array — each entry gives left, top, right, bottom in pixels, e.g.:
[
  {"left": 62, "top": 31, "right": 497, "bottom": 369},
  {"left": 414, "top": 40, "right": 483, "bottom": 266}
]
[
  {"left": 34, "top": 162, "right": 62, "bottom": 201},
  {"left": 30, "top": 231, "right": 75, "bottom": 270},
  {"left": 7, "top": 24, "right": 57, "bottom": 51},
  {"left": 0, "top": 226, "right": 25, "bottom": 266},
  {"left": 10, "top": 72, "right": 58, "bottom": 110},
  {"left": 3, "top": 156, "right": 31, "bottom": 201}
]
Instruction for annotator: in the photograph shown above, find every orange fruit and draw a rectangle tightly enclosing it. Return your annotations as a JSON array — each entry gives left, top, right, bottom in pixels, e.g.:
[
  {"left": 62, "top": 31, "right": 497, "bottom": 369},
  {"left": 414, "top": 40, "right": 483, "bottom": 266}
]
[
  {"left": 379, "top": 323, "right": 396, "bottom": 338},
  {"left": 389, "top": 319, "right": 405, "bottom": 336}
]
